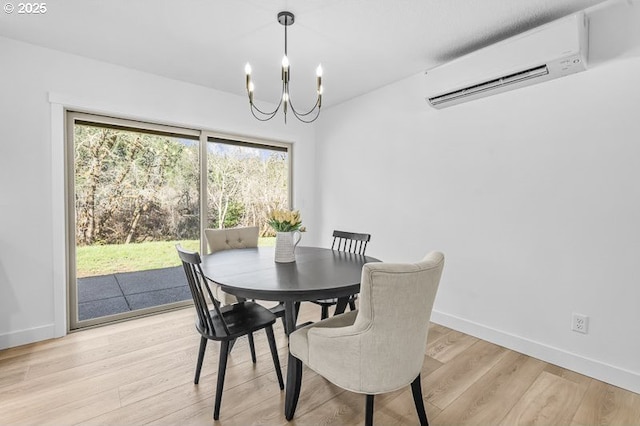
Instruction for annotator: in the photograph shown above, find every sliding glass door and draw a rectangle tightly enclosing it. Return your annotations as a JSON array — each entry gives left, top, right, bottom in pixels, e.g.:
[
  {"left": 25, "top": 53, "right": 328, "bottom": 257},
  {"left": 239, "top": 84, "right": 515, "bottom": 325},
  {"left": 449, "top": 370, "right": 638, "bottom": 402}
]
[
  {"left": 68, "top": 113, "right": 200, "bottom": 329},
  {"left": 67, "top": 113, "right": 293, "bottom": 330}
]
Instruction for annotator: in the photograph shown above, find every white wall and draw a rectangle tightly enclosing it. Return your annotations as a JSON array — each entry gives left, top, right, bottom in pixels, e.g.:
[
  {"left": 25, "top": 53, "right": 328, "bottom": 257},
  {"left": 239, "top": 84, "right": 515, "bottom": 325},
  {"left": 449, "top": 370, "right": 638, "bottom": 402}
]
[
  {"left": 315, "top": 2, "right": 640, "bottom": 393},
  {"left": 0, "top": 36, "right": 320, "bottom": 348}
]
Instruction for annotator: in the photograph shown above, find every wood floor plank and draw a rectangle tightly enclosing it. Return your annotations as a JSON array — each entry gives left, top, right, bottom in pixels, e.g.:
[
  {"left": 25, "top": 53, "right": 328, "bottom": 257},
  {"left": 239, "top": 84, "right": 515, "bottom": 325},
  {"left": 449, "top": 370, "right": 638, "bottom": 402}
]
[
  {"left": 544, "top": 363, "right": 592, "bottom": 389},
  {"left": 571, "top": 379, "right": 640, "bottom": 426},
  {"left": 425, "top": 323, "right": 451, "bottom": 345},
  {"left": 423, "top": 339, "right": 508, "bottom": 409},
  {"left": 426, "top": 329, "right": 479, "bottom": 363},
  {"left": 108, "top": 357, "right": 287, "bottom": 425},
  {"left": 9, "top": 388, "right": 121, "bottom": 426},
  {"left": 0, "top": 364, "right": 28, "bottom": 388},
  {"left": 434, "top": 351, "right": 546, "bottom": 425},
  {"left": 78, "top": 372, "right": 217, "bottom": 425},
  {"left": 499, "top": 371, "right": 586, "bottom": 425},
  {"left": 147, "top": 366, "right": 334, "bottom": 426},
  {"left": 0, "top": 342, "right": 197, "bottom": 422},
  {"left": 23, "top": 323, "right": 195, "bottom": 379},
  {"left": 429, "top": 322, "right": 452, "bottom": 335},
  {"left": 1, "top": 333, "right": 195, "bottom": 395},
  {"left": 291, "top": 384, "right": 365, "bottom": 425},
  {"left": 372, "top": 385, "right": 442, "bottom": 425}
]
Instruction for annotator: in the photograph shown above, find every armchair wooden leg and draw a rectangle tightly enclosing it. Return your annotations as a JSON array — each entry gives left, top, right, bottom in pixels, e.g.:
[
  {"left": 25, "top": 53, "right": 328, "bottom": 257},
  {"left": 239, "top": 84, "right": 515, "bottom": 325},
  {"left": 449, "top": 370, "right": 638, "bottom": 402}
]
[
  {"left": 411, "top": 374, "right": 429, "bottom": 426},
  {"left": 213, "top": 340, "right": 230, "bottom": 420},
  {"left": 265, "top": 325, "right": 284, "bottom": 389},
  {"left": 248, "top": 332, "right": 257, "bottom": 363},
  {"left": 284, "top": 354, "right": 303, "bottom": 420},
  {"left": 365, "top": 394, "right": 375, "bottom": 426},
  {"left": 194, "top": 336, "right": 207, "bottom": 384}
]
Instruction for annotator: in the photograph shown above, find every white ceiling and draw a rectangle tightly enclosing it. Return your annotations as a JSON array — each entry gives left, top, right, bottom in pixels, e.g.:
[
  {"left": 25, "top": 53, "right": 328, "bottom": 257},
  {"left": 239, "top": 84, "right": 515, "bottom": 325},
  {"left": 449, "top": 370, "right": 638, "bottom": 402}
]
[{"left": 0, "top": 0, "right": 611, "bottom": 108}]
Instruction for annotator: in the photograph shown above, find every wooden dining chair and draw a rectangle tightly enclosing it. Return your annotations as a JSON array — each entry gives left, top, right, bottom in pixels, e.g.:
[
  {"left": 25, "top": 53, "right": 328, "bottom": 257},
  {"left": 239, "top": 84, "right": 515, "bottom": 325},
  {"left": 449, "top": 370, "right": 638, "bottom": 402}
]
[
  {"left": 176, "top": 245, "right": 284, "bottom": 420},
  {"left": 288, "top": 251, "right": 445, "bottom": 425},
  {"left": 205, "top": 226, "right": 286, "bottom": 323},
  {"left": 310, "top": 230, "right": 371, "bottom": 319}
]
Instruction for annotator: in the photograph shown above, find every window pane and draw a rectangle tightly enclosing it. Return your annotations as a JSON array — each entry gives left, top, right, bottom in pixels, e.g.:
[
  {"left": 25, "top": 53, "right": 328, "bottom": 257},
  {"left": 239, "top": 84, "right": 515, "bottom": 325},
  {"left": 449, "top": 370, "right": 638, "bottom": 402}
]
[
  {"left": 207, "top": 138, "right": 289, "bottom": 237},
  {"left": 73, "top": 122, "right": 199, "bottom": 324}
]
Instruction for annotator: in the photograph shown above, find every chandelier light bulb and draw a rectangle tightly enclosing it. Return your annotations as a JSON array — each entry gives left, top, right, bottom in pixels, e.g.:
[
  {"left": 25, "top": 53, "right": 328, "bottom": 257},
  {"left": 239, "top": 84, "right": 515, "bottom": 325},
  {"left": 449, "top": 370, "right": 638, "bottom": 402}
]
[
  {"left": 316, "top": 64, "right": 323, "bottom": 92},
  {"left": 282, "top": 55, "right": 290, "bottom": 69},
  {"left": 245, "top": 63, "right": 252, "bottom": 92}
]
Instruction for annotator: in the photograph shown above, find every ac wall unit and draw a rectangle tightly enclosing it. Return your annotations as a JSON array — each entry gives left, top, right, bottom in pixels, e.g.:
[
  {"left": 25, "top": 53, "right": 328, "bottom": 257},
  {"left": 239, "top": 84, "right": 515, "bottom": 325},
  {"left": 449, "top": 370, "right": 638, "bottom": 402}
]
[{"left": 425, "top": 13, "right": 588, "bottom": 109}]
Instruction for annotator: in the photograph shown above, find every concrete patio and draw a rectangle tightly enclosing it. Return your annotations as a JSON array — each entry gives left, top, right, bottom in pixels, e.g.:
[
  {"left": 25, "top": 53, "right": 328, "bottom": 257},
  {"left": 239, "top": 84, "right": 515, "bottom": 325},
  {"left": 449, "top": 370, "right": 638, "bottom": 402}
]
[{"left": 77, "top": 266, "right": 191, "bottom": 321}]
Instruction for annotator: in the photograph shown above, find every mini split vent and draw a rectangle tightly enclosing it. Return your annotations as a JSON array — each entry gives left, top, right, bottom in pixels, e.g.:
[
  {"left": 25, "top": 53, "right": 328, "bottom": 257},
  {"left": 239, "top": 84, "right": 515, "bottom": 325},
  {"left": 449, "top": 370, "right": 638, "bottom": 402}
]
[
  {"left": 425, "top": 13, "right": 588, "bottom": 109},
  {"left": 428, "top": 65, "right": 549, "bottom": 108}
]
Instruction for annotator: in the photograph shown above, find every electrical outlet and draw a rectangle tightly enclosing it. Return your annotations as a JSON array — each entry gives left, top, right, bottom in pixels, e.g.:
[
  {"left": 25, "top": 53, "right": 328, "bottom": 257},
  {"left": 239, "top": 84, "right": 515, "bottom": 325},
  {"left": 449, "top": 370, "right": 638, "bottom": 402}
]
[{"left": 571, "top": 313, "right": 589, "bottom": 334}]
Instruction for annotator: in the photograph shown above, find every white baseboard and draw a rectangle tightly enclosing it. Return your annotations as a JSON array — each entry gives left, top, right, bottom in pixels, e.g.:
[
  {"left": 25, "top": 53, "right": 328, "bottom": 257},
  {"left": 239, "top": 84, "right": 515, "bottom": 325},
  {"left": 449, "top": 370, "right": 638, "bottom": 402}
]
[
  {"left": 431, "top": 310, "right": 640, "bottom": 395},
  {"left": 0, "top": 324, "right": 57, "bottom": 350}
]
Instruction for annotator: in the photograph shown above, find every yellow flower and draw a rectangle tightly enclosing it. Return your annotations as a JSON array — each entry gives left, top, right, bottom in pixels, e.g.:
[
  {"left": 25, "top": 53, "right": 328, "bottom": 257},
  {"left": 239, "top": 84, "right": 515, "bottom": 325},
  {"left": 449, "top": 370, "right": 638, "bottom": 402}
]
[{"left": 267, "top": 208, "right": 304, "bottom": 232}]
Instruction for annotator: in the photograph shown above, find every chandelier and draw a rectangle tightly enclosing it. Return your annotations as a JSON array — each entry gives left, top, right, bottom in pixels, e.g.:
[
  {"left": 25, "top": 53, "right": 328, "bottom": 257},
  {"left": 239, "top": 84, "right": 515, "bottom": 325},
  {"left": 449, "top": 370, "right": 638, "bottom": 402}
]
[{"left": 244, "top": 11, "right": 323, "bottom": 124}]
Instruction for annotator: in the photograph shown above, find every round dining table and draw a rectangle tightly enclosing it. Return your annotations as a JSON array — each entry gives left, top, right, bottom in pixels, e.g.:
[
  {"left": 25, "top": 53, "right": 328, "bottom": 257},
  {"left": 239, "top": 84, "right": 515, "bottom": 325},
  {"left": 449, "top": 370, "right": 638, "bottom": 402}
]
[{"left": 199, "top": 245, "right": 380, "bottom": 418}]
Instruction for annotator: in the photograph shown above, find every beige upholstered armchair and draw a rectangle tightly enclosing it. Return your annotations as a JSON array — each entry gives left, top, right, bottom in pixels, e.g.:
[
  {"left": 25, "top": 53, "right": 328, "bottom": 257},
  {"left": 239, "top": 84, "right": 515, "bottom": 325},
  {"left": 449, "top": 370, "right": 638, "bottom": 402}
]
[
  {"left": 205, "top": 226, "right": 259, "bottom": 253},
  {"left": 289, "top": 251, "right": 445, "bottom": 425},
  {"left": 204, "top": 226, "right": 259, "bottom": 305}
]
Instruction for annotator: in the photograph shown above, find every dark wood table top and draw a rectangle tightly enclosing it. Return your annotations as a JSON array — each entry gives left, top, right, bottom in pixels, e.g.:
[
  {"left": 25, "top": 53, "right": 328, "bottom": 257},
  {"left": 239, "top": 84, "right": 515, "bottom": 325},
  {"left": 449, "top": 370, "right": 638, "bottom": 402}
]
[{"left": 200, "top": 246, "right": 380, "bottom": 302}]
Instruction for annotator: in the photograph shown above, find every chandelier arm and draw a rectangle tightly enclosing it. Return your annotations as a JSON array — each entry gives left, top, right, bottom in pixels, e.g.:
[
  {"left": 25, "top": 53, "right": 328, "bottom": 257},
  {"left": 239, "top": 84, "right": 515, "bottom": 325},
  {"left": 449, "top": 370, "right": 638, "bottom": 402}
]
[
  {"left": 290, "top": 107, "right": 321, "bottom": 123},
  {"left": 250, "top": 105, "right": 280, "bottom": 121},
  {"left": 288, "top": 97, "right": 321, "bottom": 116},
  {"left": 250, "top": 100, "right": 281, "bottom": 117},
  {"left": 249, "top": 81, "right": 286, "bottom": 117},
  {"left": 289, "top": 101, "right": 322, "bottom": 123}
]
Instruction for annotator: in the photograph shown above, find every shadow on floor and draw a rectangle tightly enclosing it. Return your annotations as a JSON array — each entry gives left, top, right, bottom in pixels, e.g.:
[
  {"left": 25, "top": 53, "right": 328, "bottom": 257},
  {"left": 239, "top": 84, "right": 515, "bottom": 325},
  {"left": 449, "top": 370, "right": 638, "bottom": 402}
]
[{"left": 77, "top": 266, "right": 191, "bottom": 321}]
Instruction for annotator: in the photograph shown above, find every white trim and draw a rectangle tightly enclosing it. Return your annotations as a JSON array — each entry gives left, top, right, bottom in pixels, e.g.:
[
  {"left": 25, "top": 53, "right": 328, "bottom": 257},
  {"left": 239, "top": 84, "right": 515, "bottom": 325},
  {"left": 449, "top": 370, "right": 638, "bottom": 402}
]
[
  {"left": 431, "top": 309, "right": 640, "bottom": 394},
  {"left": 51, "top": 102, "right": 68, "bottom": 338},
  {"left": 0, "top": 324, "right": 57, "bottom": 349}
]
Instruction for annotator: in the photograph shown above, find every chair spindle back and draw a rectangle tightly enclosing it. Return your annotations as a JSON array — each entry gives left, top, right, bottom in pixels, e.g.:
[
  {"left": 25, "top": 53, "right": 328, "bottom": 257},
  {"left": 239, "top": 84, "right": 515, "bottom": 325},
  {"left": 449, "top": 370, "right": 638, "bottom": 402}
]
[
  {"left": 331, "top": 230, "right": 371, "bottom": 255},
  {"left": 176, "top": 245, "right": 231, "bottom": 337}
]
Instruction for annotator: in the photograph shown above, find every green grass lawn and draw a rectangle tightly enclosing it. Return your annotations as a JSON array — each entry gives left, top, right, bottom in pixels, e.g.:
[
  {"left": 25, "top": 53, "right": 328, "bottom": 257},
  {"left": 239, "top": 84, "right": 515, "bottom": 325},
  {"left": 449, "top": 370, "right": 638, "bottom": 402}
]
[{"left": 76, "top": 237, "right": 275, "bottom": 278}]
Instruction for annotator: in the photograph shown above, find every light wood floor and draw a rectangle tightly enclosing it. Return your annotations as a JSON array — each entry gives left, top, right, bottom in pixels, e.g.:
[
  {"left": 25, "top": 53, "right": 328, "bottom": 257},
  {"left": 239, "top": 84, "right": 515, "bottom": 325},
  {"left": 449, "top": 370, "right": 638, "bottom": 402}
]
[{"left": 1, "top": 303, "right": 639, "bottom": 425}]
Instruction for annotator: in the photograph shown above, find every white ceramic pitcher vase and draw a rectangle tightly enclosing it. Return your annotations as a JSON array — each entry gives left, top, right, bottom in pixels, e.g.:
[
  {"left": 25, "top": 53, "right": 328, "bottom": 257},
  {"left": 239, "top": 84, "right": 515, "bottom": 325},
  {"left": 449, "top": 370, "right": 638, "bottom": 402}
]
[{"left": 274, "top": 231, "right": 302, "bottom": 263}]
